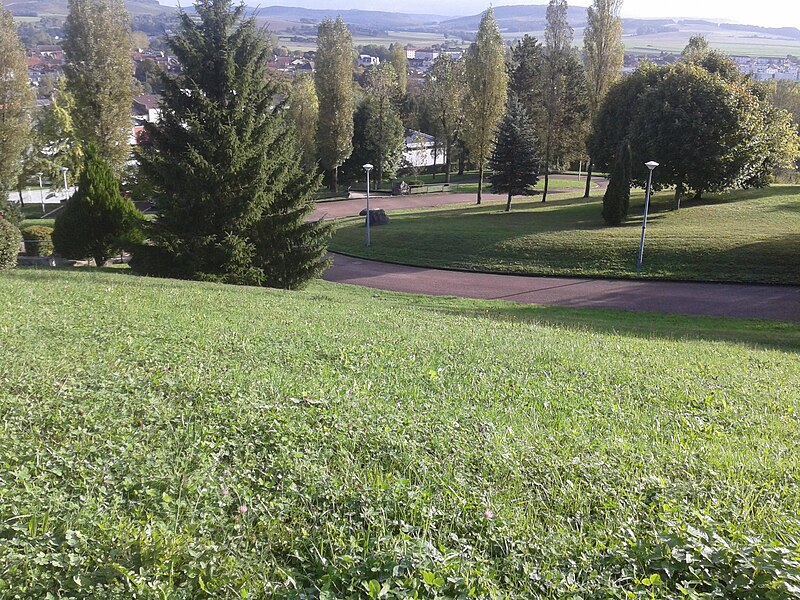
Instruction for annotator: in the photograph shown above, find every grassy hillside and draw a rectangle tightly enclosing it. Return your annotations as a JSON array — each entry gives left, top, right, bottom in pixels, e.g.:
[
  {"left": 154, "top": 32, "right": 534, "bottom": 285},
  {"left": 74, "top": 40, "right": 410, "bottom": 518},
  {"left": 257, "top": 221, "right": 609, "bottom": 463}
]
[
  {"left": 1, "top": 270, "right": 799, "bottom": 597},
  {"left": 330, "top": 186, "right": 800, "bottom": 285}
]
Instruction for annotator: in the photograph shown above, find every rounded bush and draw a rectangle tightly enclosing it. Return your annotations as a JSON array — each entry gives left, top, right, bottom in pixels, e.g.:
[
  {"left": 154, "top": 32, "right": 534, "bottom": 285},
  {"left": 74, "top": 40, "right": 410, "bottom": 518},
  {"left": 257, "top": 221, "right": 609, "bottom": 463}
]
[
  {"left": 0, "top": 217, "right": 22, "bottom": 271},
  {"left": 20, "top": 225, "right": 54, "bottom": 257}
]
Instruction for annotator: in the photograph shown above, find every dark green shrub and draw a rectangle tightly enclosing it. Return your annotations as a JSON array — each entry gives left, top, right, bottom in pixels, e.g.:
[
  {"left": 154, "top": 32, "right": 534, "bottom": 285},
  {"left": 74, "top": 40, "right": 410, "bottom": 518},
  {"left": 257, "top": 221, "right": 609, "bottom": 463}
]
[
  {"left": 20, "top": 225, "right": 54, "bottom": 257},
  {"left": 602, "top": 141, "right": 632, "bottom": 226},
  {"left": 52, "top": 146, "right": 144, "bottom": 267},
  {"left": 0, "top": 217, "right": 21, "bottom": 271}
]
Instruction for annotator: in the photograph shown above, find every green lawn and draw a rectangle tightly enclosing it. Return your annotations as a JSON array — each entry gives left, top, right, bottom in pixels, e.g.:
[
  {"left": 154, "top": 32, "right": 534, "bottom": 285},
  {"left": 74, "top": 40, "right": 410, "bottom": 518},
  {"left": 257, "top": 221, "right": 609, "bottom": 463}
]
[
  {"left": 1, "top": 269, "right": 799, "bottom": 597},
  {"left": 330, "top": 185, "right": 800, "bottom": 285}
]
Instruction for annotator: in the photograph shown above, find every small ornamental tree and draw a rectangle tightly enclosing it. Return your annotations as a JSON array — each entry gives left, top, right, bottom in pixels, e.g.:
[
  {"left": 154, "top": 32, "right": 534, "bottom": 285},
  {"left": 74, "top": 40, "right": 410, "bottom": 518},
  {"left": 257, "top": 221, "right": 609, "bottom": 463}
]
[
  {"left": 601, "top": 141, "right": 632, "bottom": 226},
  {"left": 489, "top": 97, "right": 540, "bottom": 211},
  {"left": 52, "top": 146, "right": 143, "bottom": 266}
]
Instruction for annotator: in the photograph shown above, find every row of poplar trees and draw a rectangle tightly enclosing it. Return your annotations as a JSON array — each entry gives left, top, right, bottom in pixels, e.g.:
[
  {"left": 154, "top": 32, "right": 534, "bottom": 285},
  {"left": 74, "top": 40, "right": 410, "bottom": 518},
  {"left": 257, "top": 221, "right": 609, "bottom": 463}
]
[{"left": 303, "top": 0, "right": 626, "bottom": 211}]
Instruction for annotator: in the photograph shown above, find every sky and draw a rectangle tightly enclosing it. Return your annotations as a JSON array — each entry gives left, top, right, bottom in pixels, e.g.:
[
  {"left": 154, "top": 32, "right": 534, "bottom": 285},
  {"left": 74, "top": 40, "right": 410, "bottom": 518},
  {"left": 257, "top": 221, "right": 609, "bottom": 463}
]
[{"left": 237, "top": 0, "right": 800, "bottom": 29}]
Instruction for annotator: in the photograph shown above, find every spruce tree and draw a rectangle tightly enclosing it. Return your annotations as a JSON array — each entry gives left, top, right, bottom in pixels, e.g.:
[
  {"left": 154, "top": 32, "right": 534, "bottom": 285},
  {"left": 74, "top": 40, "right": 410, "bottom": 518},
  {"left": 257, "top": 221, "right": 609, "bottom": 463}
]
[
  {"left": 489, "top": 97, "right": 540, "bottom": 211},
  {"left": 601, "top": 141, "right": 631, "bottom": 226},
  {"left": 134, "top": 0, "right": 331, "bottom": 288},
  {"left": 52, "top": 146, "right": 143, "bottom": 266}
]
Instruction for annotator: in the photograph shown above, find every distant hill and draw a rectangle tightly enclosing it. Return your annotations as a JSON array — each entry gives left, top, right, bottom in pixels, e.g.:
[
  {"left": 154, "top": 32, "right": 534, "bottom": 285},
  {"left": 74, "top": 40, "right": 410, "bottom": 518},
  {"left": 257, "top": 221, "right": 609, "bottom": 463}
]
[
  {"left": 6, "top": 0, "right": 171, "bottom": 16},
  {"left": 439, "top": 4, "right": 588, "bottom": 32},
  {"left": 247, "top": 5, "right": 449, "bottom": 28}
]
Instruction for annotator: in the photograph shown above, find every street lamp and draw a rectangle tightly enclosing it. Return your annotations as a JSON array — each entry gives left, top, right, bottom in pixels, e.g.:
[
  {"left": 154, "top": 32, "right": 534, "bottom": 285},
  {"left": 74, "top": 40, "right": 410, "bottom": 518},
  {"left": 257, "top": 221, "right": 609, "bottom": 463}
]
[
  {"left": 363, "top": 163, "right": 373, "bottom": 247},
  {"left": 636, "top": 161, "right": 660, "bottom": 270},
  {"left": 60, "top": 167, "right": 69, "bottom": 200},
  {"left": 36, "top": 172, "right": 44, "bottom": 214}
]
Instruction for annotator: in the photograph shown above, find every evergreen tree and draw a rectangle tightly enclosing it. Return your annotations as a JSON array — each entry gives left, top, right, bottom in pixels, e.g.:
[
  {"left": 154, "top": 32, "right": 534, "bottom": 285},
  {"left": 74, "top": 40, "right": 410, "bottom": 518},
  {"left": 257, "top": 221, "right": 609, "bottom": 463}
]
[
  {"left": 582, "top": 0, "right": 624, "bottom": 197},
  {"left": 52, "top": 146, "right": 143, "bottom": 266},
  {"left": 463, "top": 8, "right": 508, "bottom": 204},
  {"left": 489, "top": 97, "right": 540, "bottom": 211},
  {"left": 601, "top": 140, "right": 631, "bottom": 225},
  {"left": 0, "top": 5, "right": 34, "bottom": 206},
  {"left": 134, "top": 0, "right": 331, "bottom": 288},
  {"left": 316, "top": 17, "right": 355, "bottom": 193},
  {"left": 63, "top": 0, "right": 133, "bottom": 173}
]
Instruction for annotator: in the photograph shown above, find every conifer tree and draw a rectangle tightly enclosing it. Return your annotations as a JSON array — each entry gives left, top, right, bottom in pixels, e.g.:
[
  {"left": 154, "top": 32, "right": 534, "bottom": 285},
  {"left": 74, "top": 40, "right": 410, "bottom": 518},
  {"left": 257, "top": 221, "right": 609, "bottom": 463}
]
[
  {"left": 0, "top": 6, "right": 34, "bottom": 206},
  {"left": 63, "top": 0, "right": 133, "bottom": 173},
  {"left": 601, "top": 141, "right": 631, "bottom": 226},
  {"left": 489, "top": 98, "right": 540, "bottom": 211},
  {"left": 134, "top": 0, "right": 331, "bottom": 288},
  {"left": 316, "top": 17, "right": 355, "bottom": 193},
  {"left": 52, "top": 145, "right": 143, "bottom": 266},
  {"left": 463, "top": 8, "right": 508, "bottom": 204}
]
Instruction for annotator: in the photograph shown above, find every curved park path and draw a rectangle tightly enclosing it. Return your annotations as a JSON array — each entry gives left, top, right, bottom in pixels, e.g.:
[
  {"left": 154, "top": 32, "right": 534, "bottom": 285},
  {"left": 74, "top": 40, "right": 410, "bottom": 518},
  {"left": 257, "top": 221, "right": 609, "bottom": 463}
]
[{"left": 315, "top": 184, "right": 800, "bottom": 322}]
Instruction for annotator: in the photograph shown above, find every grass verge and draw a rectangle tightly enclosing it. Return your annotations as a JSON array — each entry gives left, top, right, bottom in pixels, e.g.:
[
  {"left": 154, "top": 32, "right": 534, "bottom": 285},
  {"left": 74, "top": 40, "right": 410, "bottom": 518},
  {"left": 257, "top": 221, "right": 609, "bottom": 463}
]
[
  {"left": 1, "top": 269, "right": 799, "bottom": 597},
  {"left": 329, "top": 185, "right": 800, "bottom": 285}
]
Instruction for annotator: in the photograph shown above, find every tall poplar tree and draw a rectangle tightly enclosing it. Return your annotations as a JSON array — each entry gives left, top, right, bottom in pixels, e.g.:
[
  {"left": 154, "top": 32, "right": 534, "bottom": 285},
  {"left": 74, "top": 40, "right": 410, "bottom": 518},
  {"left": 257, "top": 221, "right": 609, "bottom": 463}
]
[
  {"left": 316, "top": 17, "right": 355, "bottom": 193},
  {"left": 423, "top": 54, "right": 463, "bottom": 183},
  {"left": 539, "top": 0, "right": 589, "bottom": 202},
  {"left": 289, "top": 73, "right": 319, "bottom": 171},
  {"left": 388, "top": 43, "right": 407, "bottom": 96},
  {"left": 135, "top": 0, "right": 331, "bottom": 288},
  {"left": 363, "top": 63, "right": 403, "bottom": 186},
  {"left": 0, "top": 6, "right": 34, "bottom": 204},
  {"left": 63, "top": 0, "right": 133, "bottom": 173},
  {"left": 463, "top": 8, "right": 508, "bottom": 204},
  {"left": 583, "top": 0, "right": 624, "bottom": 197}
]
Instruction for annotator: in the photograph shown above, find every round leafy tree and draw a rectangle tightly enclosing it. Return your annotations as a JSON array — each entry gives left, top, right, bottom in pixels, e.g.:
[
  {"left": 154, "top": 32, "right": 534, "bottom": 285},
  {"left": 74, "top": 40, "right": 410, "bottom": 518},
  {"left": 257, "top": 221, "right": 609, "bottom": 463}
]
[
  {"left": 488, "top": 96, "right": 540, "bottom": 211},
  {"left": 52, "top": 146, "right": 143, "bottom": 267}
]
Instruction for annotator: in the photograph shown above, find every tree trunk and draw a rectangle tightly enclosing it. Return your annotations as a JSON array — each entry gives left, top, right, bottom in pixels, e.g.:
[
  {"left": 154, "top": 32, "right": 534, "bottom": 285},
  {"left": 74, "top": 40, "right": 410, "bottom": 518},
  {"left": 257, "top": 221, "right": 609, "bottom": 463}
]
[
  {"left": 458, "top": 145, "right": 465, "bottom": 176},
  {"left": 330, "top": 168, "right": 338, "bottom": 193},
  {"left": 93, "top": 255, "right": 106, "bottom": 268},
  {"left": 477, "top": 163, "right": 483, "bottom": 204},
  {"left": 444, "top": 142, "right": 451, "bottom": 184},
  {"left": 673, "top": 181, "right": 683, "bottom": 210},
  {"left": 506, "top": 190, "right": 512, "bottom": 212},
  {"left": 542, "top": 146, "right": 551, "bottom": 203},
  {"left": 583, "top": 159, "right": 593, "bottom": 199},
  {"left": 17, "top": 188, "right": 24, "bottom": 206},
  {"left": 431, "top": 146, "right": 438, "bottom": 182}
]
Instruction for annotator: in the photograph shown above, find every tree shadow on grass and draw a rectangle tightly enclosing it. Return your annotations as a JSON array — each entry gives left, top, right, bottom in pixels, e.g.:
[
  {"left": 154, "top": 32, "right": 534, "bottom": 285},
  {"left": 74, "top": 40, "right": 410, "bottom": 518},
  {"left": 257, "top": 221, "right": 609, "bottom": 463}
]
[{"left": 407, "top": 298, "right": 800, "bottom": 353}]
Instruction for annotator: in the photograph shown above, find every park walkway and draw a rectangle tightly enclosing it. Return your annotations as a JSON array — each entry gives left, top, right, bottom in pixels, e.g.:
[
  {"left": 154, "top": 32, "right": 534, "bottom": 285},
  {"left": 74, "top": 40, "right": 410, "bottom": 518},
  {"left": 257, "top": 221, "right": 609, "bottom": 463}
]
[{"left": 316, "top": 184, "right": 800, "bottom": 322}]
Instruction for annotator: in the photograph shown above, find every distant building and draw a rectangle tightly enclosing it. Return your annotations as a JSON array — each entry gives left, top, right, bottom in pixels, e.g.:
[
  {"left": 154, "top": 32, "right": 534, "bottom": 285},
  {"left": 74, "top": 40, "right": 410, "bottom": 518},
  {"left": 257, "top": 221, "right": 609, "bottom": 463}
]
[
  {"left": 358, "top": 54, "right": 380, "bottom": 67},
  {"left": 133, "top": 94, "right": 161, "bottom": 124},
  {"left": 403, "top": 129, "right": 437, "bottom": 168}
]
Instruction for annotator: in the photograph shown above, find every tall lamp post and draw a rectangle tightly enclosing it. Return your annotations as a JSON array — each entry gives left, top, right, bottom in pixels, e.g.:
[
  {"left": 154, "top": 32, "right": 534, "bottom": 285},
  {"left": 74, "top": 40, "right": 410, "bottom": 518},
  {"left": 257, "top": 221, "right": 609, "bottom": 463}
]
[
  {"left": 36, "top": 172, "right": 44, "bottom": 214},
  {"left": 636, "top": 161, "right": 659, "bottom": 270},
  {"left": 60, "top": 167, "right": 69, "bottom": 200},
  {"left": 363, "top": 163, "right": 373, "bottom": 247}
]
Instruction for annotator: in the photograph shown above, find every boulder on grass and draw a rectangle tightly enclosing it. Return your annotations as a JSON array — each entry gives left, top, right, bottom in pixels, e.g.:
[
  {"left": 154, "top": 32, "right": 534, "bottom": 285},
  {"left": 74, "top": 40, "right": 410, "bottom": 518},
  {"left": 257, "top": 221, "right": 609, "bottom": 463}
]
[{"left": 358, "top": 208, "right": 390, "bottom": 226}]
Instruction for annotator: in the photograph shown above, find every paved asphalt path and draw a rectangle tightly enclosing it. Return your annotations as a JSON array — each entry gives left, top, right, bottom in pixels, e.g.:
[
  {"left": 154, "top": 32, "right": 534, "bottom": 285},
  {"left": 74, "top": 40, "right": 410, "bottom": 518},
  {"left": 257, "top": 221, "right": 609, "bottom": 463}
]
[{"left": 315, "top": 184, "right": 800, "bottom": 322}]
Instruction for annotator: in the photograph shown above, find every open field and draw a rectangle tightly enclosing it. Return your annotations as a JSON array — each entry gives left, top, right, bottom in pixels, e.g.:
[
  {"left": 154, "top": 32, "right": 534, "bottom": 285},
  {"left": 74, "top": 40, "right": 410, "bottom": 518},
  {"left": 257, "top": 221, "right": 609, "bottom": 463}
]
[
  {"left": 330, "top": 185, "right": 800, "bottom": 285},
  {"left": 1, "top": 269, "right": 799, "bottom": 596}
]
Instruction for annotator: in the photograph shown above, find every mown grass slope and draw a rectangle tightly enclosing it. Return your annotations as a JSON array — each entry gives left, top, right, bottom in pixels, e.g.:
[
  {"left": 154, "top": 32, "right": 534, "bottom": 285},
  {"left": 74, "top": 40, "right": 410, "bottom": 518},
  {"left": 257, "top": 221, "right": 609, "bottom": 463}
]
[
  {"left": 1, "top": 270, "right": 799, "bottom": 598},
  {"left": 330, "top": 186, "right": 800, "bottom": 284}
]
